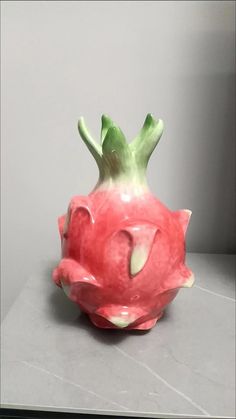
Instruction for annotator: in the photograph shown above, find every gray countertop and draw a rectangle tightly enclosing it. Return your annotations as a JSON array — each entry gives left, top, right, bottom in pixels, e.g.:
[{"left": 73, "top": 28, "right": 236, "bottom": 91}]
[{"left": 1, "top": 253, "right": 235, "bottom": 418}]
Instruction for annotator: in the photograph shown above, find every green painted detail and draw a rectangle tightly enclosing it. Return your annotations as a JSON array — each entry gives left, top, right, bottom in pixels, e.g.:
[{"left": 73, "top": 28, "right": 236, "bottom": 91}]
[
  {"left": 77, "top": 114, "right": 164, "bottom": 188},
  {"left": 102, "top": 126, "right": 132, "bottom": 177},
  {"left": 101, "top": 114, "right": 114, "bottom": 144},
  {"left": 130, "top": 244, "right": 150, "bottom": 276},
  {"left": 109, "top": 317, "right": 132, "bottom": 328},
  {"left": 130, "top": 114, "right": 164, "bottom": 173},
  {"left": 78, "top": 117, "right": 104, "bottom": 177}
]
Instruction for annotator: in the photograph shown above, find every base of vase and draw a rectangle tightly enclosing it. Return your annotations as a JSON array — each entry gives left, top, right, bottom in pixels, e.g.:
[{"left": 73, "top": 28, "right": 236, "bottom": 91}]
[{"left": 88, "top": 311, "right": 163, "bottom": 331}]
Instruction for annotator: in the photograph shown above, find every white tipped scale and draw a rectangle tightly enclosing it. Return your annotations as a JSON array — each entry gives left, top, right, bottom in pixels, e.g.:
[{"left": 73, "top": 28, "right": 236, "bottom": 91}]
[
  {"left": 61, "top": 281, "right": 71, "bottom": 297},
  {"left": 130, "top": 244, "right": 149, "bottom": 276},
  {"left": 123, "top": 224, "right": 158, "bottom": 277},
  {"left": 174, "top": 209, "right": 192, "bottom": 236},
  {"left": 109, "top": 317, "right": 134, "bottom": 328},
  {"left": 182, "top": 273, "right": 195, "bottom": 288}
]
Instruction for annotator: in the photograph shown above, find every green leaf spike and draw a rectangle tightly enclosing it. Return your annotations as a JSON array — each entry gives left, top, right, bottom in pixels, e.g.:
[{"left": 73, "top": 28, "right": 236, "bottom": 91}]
[
  {"left": 130, "top": 114, "right": 164, "bottom": 170},
  {"left": 78, "top": 117, "right": 103, "bottom": 168},
  {"left": 77, "top": 114, "right": 164, "bottom": 188},
  {"left": 100, "top": 114, "right": 114, "bottom": 144}
]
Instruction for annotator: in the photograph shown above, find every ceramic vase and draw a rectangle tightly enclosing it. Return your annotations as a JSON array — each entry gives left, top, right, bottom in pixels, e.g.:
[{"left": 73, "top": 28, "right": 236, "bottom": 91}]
[{"left": 52, "top": 114, "right": 194, "bottom": 330}]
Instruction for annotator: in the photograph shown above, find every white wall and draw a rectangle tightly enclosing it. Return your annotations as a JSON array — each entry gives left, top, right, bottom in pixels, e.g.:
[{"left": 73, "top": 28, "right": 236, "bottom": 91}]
[{"left": 1, "top": 1, "right": 235, "bottom": 318}]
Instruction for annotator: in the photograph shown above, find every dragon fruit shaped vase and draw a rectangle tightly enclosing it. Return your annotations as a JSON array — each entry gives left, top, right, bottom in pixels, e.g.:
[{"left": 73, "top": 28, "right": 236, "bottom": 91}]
[{"left": 52, "top": 114, "right": 194, "bottom": 330}]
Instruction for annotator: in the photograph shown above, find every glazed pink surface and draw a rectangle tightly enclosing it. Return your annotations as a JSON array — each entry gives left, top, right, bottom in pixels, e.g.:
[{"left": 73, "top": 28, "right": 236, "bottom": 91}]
[{"left": 53, "top": 187, "right": 193, "bottom": 330}]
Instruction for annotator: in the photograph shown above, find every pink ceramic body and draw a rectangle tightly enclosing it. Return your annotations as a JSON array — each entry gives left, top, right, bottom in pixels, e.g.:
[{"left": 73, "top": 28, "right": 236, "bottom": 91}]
[{"left": 53, "top": 186, "right": 193, "bottom": 330}]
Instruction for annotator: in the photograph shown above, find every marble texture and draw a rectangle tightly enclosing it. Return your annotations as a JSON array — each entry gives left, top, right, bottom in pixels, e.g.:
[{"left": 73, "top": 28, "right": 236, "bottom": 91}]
[{"left": 1, "top": 254, "right": 235, "bottom": 418}]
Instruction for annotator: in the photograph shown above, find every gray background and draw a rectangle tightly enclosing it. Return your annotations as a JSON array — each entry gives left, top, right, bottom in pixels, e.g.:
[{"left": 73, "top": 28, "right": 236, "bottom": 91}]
[{"left": 1, "top": 1, "right": 235, "bottom": 318}]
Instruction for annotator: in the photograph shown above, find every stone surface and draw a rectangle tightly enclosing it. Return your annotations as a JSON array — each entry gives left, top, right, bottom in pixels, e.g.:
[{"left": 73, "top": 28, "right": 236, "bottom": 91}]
[{"left": 1, "top": 254, "right": 235, "bottom": 418}]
